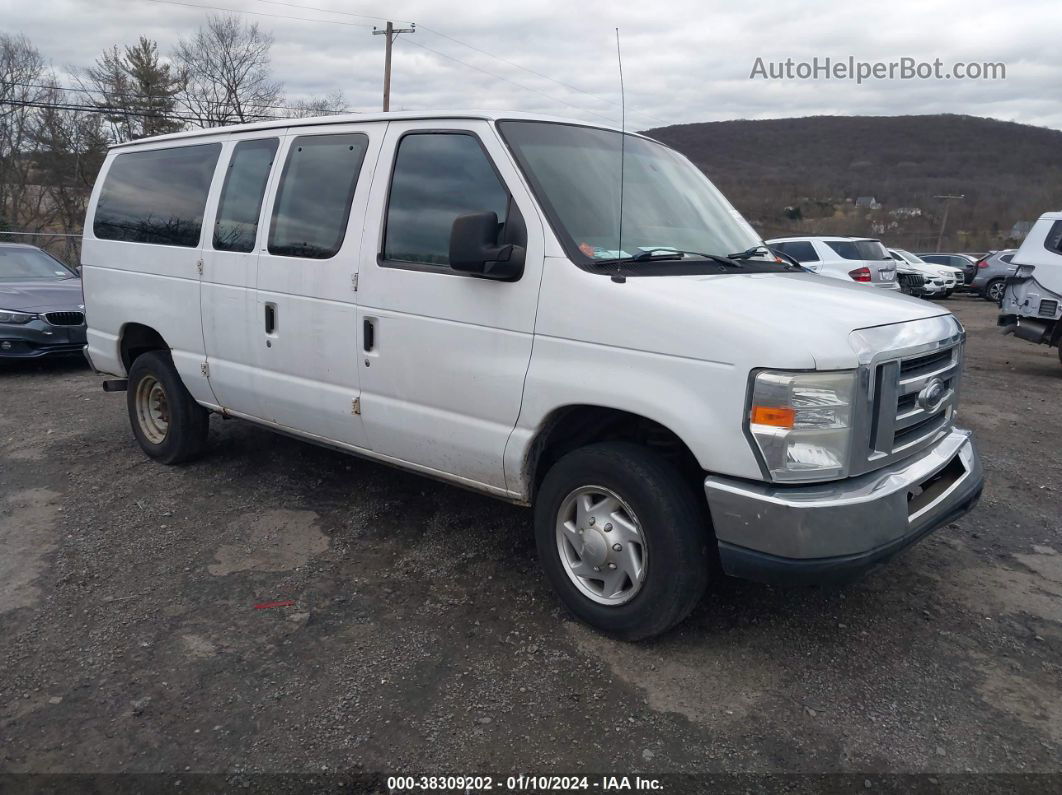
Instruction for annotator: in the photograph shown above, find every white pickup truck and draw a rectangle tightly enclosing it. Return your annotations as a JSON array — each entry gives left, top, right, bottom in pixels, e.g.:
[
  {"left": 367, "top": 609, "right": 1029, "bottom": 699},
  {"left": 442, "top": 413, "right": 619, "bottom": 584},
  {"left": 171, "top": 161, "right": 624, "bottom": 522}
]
[{"left": 81, "top": 111, "right": 984, "bottom": 639}]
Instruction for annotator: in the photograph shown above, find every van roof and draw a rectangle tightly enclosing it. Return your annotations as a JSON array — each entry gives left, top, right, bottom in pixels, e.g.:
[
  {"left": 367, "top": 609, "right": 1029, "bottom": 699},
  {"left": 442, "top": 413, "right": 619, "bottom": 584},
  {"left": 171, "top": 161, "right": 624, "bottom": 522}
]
[{"left": 110, "top": 110, "right": 638, "bottom": 150}]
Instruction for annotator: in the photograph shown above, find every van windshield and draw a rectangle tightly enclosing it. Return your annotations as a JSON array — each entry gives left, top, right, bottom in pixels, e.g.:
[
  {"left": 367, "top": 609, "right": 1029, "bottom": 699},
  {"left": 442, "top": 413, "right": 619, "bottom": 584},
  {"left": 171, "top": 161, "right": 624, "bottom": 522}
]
[{"left": 498, "top": 121, "right": 764, "bottom": 266}]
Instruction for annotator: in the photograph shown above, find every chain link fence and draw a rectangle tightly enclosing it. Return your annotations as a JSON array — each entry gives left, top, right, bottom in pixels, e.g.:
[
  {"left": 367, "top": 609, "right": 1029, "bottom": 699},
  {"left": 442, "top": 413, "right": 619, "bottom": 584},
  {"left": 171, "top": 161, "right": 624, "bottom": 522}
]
[{"left": 0, "top": 230, "right": 82, "bottom": 268}]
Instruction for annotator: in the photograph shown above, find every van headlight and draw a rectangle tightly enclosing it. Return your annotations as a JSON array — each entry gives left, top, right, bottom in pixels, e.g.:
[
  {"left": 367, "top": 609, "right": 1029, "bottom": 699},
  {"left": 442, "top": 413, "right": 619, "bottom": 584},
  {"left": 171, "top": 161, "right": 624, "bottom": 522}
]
[
  {"left": 747, "top": 370, "right": 856, "bottom": 482},
  {"left": 0, "top": 308, "right": 36, "bottom": 325}
]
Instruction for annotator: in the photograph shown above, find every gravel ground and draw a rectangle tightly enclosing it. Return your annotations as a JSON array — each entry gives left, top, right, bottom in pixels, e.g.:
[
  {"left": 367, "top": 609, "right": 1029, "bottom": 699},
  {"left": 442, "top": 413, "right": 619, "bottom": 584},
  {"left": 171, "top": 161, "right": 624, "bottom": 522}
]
[{"left": 1, "top": 295, "right": 1060, "bottom": 782}]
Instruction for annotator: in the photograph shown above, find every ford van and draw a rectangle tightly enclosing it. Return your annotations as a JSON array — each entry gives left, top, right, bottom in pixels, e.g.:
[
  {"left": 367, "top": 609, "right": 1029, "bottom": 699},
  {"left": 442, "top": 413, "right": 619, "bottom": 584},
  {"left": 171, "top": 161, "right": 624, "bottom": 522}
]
[{"left": 81, "top": 112, "right": 983, "bottom": 639}]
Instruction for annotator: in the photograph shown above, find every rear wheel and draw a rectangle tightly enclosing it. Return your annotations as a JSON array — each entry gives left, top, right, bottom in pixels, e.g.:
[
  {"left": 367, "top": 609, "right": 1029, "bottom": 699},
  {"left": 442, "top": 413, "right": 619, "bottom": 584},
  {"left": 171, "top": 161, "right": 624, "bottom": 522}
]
[
  {"left": 534, "top": 441, "right": 710, "bottom": 641},
  {"left": 126, "top": 351, "right": 209, "bottom": 464},
  {"left": 984, "top": 279, "right": 1005, "bottom": 302}
]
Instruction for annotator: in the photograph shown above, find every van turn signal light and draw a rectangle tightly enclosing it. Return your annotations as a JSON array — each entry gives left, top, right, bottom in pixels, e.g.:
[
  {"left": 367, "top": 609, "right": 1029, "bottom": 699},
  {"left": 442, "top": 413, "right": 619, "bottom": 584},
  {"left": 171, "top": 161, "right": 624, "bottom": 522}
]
[{"left": 751, "top": 405, "right": 796, "bottom": 428}]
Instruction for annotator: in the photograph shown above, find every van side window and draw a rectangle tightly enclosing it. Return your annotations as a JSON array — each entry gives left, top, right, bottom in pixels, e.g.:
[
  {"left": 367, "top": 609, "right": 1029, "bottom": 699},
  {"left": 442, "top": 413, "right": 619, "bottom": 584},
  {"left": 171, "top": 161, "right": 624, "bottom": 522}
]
[
  {"left": 214, "top": 138, "right": 279, "bottom": 253},
  {"left": 774, "top": 241, "right": 819, "bottom": 263},
  {"left": 268, "top": 133, "right": 369, "bottom": 259},
  {"left": 93, "top": 143, "right": 221, "bottom": 247},
  {"left": 1045, "top": 221, "right": 1062, "bottom": 256},
  {"left": 383, "top": 133, "right": 509, "bottom": 267}
]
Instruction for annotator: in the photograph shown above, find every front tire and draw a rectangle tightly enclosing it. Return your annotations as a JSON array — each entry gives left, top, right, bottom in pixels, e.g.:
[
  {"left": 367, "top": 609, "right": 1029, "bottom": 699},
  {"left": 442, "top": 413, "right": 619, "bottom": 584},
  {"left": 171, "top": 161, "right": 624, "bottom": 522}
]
[
  {"left": 534, "top": 442, "right": 710, "bottom": 641},
  {"left": 126, "top": 351, "right": 209, "bottom": 464}
]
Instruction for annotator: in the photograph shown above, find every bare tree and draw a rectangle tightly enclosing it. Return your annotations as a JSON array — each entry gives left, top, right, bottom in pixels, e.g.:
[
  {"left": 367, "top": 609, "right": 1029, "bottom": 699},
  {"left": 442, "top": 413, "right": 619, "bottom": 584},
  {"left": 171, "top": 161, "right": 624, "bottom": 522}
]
[
  {"left": 174, "top": 14, "right": 282, "bottom": 127},
  {"left": 285, "top": 90, "right": 348, "bottom": 119},
  {"left": 0, "top": 33, "right": 48, "bottom": 236},
  {"left": 32, "top": 79, "right": 109, "bottom": 261}
]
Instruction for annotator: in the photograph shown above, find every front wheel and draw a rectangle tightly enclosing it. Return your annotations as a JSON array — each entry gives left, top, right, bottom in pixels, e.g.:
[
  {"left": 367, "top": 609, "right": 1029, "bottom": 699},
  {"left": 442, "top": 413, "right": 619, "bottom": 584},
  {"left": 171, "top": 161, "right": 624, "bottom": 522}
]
[
  {"left": 534, "top": 442, "right": 710, "bottom": 641},
  {"left": 126, "top": 351, "right": 209, "bottom": 464}
]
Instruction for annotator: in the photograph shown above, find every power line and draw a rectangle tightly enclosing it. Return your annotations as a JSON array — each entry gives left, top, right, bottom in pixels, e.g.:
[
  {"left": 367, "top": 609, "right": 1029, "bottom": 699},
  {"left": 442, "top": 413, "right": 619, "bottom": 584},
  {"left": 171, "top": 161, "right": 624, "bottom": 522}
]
[
  {"left": 7, "top": 80, "right": 336, "bottom": 115},
  {"left": 0, "top": 97, "right": 282, "bottom": 123},
  {"left": 243, "top": 0, "right": 667, "bottom": 126},
  {"left": 255, "top": 0, "right": 408, "bottom": 26},
  {"left": 141, "top": 0, "right": 377, "bottom": 29}
]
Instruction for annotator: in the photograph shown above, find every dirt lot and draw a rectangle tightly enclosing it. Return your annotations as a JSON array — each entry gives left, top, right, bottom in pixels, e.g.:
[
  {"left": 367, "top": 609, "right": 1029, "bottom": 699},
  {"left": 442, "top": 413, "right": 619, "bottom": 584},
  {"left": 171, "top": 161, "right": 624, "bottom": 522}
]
[{"left": 1, "top": 296, "right": 1060, "bottom": 782}]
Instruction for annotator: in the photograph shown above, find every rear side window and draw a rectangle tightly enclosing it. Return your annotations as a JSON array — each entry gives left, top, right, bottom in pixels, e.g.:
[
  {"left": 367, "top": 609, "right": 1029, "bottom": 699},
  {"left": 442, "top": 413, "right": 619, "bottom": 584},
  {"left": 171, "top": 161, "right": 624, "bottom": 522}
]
[
  {"left": 1000, "top": 254, "right": 1014, "bottom": 263},
  {"left": 1045, "top": 221, "right": 1062, "bottom": 255},
  {"left": 825, "top": 240, "right": 889, "bottom": 261},
  {"left": 94, "top": 144, "right": 221, "bottom": 247},
  {"left": 773, "top": 241, "right": 819, "bottom": 263},
  {"left": 214, "top": 138, "right": 279, "bottom": 253},
  {"left": 383, "top": 133, "right": 509, "bottom": 267},
  {"left": 268, "top": 133, "right": 369, "bottom": 259}
]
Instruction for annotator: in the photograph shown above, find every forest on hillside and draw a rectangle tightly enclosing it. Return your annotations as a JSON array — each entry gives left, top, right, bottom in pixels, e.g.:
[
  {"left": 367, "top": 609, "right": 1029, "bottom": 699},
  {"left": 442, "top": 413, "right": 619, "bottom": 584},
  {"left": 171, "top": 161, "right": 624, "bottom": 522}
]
[{"left": 646, "top": 114, "right": 1062, "bottom": 252}]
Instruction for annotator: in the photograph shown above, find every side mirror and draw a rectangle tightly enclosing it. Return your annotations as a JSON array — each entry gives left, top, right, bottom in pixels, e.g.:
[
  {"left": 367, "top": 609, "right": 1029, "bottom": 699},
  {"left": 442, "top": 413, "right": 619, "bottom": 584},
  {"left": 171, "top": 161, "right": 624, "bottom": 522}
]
[{"left": 449, "top": 211, "right": 523, "bottom": 280}]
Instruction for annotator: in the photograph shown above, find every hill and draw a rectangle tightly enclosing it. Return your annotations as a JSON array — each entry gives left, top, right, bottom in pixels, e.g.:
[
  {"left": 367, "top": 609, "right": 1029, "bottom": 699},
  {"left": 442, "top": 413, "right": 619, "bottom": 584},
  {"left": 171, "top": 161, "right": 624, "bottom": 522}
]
[{"left": 643, "top": 114, "right": 1062, "bottom": 250}]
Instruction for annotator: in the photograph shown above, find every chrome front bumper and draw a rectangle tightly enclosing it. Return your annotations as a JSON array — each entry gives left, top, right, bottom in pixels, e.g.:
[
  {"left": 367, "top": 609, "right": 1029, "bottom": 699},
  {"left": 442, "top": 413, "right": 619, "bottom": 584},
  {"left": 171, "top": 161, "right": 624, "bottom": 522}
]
[{"left": 704, "top": 428, "right": 983, "bottom": 585}]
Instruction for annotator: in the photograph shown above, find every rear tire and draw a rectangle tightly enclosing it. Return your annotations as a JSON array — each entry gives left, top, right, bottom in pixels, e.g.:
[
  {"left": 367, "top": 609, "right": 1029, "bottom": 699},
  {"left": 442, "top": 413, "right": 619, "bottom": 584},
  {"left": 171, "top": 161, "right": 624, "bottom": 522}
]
[
  {"left": 983, "top": 279, "right": 1004, "bottom": 302},
  {"left": 126, "top": 351, "right": 209, "bottom": 464},
  {"left": 534, "top": 441, "right": 710, "bottom": 641}
]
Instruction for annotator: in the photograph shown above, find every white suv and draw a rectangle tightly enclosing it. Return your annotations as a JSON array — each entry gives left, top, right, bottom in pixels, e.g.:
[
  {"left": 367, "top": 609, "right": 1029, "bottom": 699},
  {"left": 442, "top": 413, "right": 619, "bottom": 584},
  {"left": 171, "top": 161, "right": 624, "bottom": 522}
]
[
  {"left": 767, "top": 236, "right": 900, "bottom": 290},
  {"left": 889, "top": 248, "right": 958, "bottom": 298}
]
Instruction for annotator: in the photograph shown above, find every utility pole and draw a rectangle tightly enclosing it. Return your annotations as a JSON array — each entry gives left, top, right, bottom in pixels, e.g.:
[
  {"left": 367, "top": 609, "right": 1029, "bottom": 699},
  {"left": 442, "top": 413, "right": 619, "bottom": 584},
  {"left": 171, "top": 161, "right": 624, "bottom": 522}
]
[
  {"left": 373, "top": 21, "right": 415, "bottom": 112},
  {"left": 934, "top": 194, "right": 964, "bottom": 252}
]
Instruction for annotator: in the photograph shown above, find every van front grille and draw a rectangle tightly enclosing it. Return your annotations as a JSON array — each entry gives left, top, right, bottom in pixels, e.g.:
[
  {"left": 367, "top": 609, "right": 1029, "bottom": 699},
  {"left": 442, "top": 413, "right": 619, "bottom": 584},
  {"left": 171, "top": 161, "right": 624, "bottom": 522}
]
[{"left": 866, "top": 341, "right": 960, "bottom": 464}]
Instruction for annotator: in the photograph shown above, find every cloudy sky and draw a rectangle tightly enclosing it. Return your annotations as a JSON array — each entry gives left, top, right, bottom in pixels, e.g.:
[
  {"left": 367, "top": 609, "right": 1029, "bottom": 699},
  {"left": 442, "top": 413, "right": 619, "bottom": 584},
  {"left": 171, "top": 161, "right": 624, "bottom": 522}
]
[{"left": 5, "top": 0, "right": 1062, "bottom": 131}]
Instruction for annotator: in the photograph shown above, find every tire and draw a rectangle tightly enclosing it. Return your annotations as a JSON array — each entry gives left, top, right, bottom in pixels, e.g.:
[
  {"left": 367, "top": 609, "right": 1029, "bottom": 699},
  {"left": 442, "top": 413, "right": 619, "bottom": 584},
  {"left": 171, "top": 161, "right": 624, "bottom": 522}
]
[
  {"left": 126, "top": 350, "right": 209, "bottom": 464},
  {"left": 983, "top": 279, "right": 1005, "bottom": 302},
  {"left": 534, "top": 441, "right": 710, "bottom": 641}
]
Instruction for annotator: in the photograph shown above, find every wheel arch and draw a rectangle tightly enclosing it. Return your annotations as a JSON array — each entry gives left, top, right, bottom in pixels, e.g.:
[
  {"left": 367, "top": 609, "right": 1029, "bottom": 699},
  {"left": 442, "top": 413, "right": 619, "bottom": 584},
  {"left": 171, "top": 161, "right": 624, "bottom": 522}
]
[
  {"left": 119, "top": 322, "right": 170, "bottom": 371},
  {"left": 523, "top": 404, "right": 704, "bottom": 502}
]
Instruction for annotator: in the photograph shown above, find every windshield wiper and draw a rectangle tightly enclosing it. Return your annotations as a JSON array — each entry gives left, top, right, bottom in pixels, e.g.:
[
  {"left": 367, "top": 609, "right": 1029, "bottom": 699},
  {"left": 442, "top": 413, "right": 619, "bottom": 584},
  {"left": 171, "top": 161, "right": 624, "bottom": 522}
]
[
  {"left": 726, "top": 245, "right": 772, "bottom": 260},
  {"left": 595, "top": 248, "right": 745, "bottom": 267}
]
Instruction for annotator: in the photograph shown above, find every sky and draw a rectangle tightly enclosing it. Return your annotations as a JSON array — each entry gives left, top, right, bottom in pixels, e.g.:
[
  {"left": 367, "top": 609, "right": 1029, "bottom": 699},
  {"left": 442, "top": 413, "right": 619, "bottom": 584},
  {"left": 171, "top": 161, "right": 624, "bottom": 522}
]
[{"left": 4, "top": 0, "right": 1062, "bottom": 131}]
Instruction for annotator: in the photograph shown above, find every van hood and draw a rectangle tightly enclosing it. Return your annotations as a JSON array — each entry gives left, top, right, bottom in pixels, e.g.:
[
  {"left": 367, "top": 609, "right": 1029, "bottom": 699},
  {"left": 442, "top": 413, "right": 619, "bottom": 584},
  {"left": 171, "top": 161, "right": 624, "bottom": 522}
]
[{"left": 537, "top": 267, "right": 951, "bottom": 370}]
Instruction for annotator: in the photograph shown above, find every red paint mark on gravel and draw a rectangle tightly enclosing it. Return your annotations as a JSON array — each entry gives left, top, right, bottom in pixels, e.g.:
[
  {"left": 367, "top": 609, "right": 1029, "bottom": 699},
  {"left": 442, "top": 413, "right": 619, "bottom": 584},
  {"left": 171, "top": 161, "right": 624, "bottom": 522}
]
[{"left": 254, "top": 600, "right": 296, "bottom": 610}]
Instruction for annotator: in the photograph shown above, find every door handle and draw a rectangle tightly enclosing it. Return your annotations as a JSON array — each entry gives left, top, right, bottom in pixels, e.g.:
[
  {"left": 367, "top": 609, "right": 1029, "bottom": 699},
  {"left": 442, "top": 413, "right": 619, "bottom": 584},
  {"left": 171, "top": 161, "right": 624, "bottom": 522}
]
[
  {"left": 363, "top": 318, "right": 375, "bottom": 351},
  {"left": 264, "top": 302, "right": 277, "bottom": 334}
]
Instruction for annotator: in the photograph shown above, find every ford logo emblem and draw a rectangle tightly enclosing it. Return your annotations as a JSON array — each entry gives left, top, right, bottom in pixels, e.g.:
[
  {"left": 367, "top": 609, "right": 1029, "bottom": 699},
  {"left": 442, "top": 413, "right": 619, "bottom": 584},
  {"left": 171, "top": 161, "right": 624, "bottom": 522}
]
[{"left": 917, "top": 377, "right": 947, "bottom": 412}]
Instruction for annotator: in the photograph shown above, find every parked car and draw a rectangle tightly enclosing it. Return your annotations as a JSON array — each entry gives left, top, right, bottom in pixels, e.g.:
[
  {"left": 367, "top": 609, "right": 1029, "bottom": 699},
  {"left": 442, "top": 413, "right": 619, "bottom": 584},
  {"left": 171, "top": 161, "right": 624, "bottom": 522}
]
[
  {"left": 766, "top": 236, "right": 900, "bottom": 290},
  {"left": 81, "top": 111, "right": 983, "bottom": 640},
  {"left": 917, "top": 253, "right": 978, "bottom": 287},
  {"left": 999, "top": 212, "right": 1062, "bottom": 364},
  {"left": 0, "top": 243, "right": 87, "bottom": 360},
  {"left": 968, "top": 249, "right": 1018, "bottom": 301},
  {"left": 888, "top": 249, "right": 958, "bottom": 298},
  {"left": 894, "top": 263, "right": 930, "bottom": 298}
]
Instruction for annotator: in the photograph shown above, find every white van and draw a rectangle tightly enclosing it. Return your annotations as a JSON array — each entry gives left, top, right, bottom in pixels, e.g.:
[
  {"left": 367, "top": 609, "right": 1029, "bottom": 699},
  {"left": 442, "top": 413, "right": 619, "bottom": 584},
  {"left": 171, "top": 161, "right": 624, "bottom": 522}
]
[
  {"left": 766, "top": 236, "right": 900, "bottom": 290},
  {"left": 81, "top": 111, "right": 983, "bottom": 639},
  {"left": 999, "top": 211, "right": 1062, "bottom": 364}
]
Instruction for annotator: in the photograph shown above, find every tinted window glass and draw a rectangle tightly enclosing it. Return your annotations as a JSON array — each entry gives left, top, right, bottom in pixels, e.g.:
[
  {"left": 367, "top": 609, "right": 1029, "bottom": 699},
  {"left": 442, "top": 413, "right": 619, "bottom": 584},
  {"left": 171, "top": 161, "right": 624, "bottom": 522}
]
[
  {"left": 1046, "top": 221, "right": 1062, "bottom": 255},
  {"left": 214, "top": 138, "right": 279, "bottom": 252},
  {"left": 825, "top": 240, "right": 889, "bottom": 261},
  {"left": 774, "top": 241, "right": 819, "bottom": 262},
  {"left": 384, "top": 133, "right": 509, "bottom": 266},
  {"left": 268, "top": 133, "right": 369, "bottom": 259},
  {"left": 1000, "top": 254, "right": 1014, "bottom": 263},
  {"left": 94, "top": 144, "right": 221, "bottom": 247}
]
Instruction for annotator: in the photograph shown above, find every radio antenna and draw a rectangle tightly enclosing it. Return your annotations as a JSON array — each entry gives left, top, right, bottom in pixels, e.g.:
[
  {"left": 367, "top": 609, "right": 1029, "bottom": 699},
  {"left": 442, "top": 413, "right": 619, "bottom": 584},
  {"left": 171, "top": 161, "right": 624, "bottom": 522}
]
[{"left": 612, "top": 27, "right": 627, "bottom": 284}]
